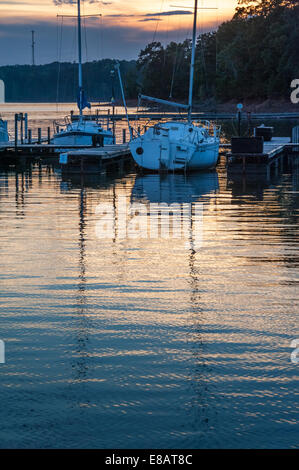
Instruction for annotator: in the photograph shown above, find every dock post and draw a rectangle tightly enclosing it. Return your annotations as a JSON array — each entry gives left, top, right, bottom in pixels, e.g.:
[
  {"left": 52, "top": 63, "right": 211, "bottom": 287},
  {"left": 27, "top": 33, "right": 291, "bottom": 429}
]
[
  {"left": 28, "top": 129, "right": 32, "bottom": 144},
  {"left": 24, "top": 113, "right": 28, "bottom": 141},
  {"left": 238, "top": 111, "right": 241, "bottom": 137},
  {"left": 14, "top": 114, "right": 18, "bottom": 152},
  {"left": 107, "top": 109, "right": 110, "bottom": 130},
  {"left": 122, "top": 129, "right": 126, "bottom": 144},
  {"left": 112, "top": 105, "right": 116, "bottom": 143},
  {"left": 20, "top": 113, "right": 24, "bottom": 144},
  {"left": 47, "top": 127, "right": 51, "bottom": 144},
  {"left": 38, "top": 128, "right": 42, "bottom": 144},
  {"left": 138, "top": 126, "right": 141, "bottom": 135}
]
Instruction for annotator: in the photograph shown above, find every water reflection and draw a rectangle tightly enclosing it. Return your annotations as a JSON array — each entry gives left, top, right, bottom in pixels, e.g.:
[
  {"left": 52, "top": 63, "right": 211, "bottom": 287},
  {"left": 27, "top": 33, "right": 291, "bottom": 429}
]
[
  {"left": 73, "top": 187, "right": 90, "bottom": 382},
  {"left": 0, "top": 160, "right": 298, "bottom": 449},
  {"left": 132, "top": 172, "right": 219, "bottom": 204}
]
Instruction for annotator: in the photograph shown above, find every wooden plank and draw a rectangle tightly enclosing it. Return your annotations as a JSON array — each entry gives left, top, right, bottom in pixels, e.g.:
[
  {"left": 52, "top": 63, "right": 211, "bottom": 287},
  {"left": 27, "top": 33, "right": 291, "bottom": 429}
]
[{"left": 66, "top": 144, "right": 130, "bottom": 159}]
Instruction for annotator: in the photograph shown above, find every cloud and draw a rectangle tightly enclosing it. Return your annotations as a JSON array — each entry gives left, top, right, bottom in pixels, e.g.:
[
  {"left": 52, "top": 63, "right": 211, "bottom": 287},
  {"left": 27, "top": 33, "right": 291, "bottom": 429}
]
[
  {"left": 0, "top": 6, "right": 221, "bottom": 66},
  {"left": 53, "top": 0, "right": 112, "bottom": 4},
  {"left": 145, "top": 10, "right": 192, "bottom": 17},
  {"left": 105, "top": 10, "right": 193, "bottom": 20},
  {"left": 53, "top": 0, "right": 76, "bottom": 5},
  {"left": 138, "top": 19, "right": 162, "bottom": 23}
]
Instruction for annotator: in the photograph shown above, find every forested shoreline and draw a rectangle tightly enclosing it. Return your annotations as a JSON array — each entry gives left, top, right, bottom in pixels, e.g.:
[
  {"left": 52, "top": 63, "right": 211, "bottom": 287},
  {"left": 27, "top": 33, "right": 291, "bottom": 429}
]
[
  {"left": 0, "top": 0, "right": 298, "bottom": 107},
  {"left": 0, "top": 60, "right": 136, "bottom": 103}
]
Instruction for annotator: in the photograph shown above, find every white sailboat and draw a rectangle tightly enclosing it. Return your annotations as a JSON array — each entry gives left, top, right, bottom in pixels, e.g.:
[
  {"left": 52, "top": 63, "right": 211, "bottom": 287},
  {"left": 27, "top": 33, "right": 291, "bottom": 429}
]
[
  {"left": 53, "top": 0, "right": 114, "bottom": 147},
  {"left": 129, "top": 0, "right": 220, "bottom": 171}
]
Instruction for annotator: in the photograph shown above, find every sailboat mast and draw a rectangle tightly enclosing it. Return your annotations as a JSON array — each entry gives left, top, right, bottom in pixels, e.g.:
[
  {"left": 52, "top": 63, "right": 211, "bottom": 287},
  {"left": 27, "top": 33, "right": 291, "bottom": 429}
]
[
  {"left": 187, "top": 0, "right": 198, "bottom": 123},
  {"left": 77, "top": 0, "right": 83, "bottom": 116}
]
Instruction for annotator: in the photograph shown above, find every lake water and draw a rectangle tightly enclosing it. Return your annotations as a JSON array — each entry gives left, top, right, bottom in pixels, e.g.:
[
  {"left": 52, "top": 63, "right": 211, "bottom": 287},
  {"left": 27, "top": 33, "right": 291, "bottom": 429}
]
[{"left": 0, "top": 105, "right": 298, "bottom": 449}]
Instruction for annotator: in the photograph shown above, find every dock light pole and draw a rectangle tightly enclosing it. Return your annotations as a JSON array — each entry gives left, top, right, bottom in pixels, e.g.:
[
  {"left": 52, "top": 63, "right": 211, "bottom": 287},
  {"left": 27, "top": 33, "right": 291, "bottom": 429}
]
[{"left": 237, "top": 103, "right": 243, "bottom": 136}]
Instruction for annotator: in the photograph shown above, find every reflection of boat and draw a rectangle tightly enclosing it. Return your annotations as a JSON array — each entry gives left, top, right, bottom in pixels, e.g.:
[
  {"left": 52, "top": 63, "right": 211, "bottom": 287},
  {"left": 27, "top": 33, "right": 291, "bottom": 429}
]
[
  {"left": 129, "top": 0, "right": 220, "bottom": 172},
  {"left": 53, "top": 0, "right": 113, "bottom": 147},
  {"left": 0, "top": 118, "right": 9, "bottom": 143},
  {"left": 132, "top": 172, "right": 219, "bottom": 204}
]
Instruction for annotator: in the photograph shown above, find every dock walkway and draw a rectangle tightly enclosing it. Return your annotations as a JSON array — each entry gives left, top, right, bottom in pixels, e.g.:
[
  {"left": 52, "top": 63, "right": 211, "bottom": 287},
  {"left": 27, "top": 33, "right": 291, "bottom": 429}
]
[
  {"left": 226, "top": 137, "right": 298, "bottom": 178},
  {"left": 60, "top": 144, "right": 132, "bottom": 173}
]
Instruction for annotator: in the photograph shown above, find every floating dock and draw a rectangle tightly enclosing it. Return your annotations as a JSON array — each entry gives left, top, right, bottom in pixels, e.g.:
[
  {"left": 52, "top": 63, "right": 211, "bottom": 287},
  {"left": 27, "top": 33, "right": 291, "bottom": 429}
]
[
  {"left": 0, "top": 143, "right": 95, "bottom": 157},
  {"left": 59, "top": 144, "right": 132, "bottom": 173},
  {"left": 226, "top": 137, "right": 298, "bottom": 179}
]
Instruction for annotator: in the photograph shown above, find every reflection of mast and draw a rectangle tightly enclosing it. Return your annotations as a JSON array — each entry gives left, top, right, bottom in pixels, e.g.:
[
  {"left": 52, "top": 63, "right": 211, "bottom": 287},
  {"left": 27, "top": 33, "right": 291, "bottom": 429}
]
[
  {"left": 79, "top": 187, "right": 86, "bottom": 287},
  {"left": 186, "top": 214, "right": 217, "bottom": 434},
  {"left": 73, "top": 186, "right": 90, "bottom": 382}
]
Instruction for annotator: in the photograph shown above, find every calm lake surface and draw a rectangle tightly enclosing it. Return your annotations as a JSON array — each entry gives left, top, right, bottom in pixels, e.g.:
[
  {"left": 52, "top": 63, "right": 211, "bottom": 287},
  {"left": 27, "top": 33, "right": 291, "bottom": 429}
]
[{"left": 0, "top": 104, "right": 298, "bottom": 448}]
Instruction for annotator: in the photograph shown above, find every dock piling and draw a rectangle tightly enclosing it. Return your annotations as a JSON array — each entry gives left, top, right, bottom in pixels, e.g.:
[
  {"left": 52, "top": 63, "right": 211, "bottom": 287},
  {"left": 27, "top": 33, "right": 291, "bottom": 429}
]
[
  {"left": 37, "top": 128, "right": 41, "bottom": 144},
  {"left": 24, "top": 113, "right": 28, "bottom": 141},
  {"left": 14, "top": 114, "right": 18, "bottom": 152},
  {"left": 20, "top": 113, "right": 24, "bottom": 144}
]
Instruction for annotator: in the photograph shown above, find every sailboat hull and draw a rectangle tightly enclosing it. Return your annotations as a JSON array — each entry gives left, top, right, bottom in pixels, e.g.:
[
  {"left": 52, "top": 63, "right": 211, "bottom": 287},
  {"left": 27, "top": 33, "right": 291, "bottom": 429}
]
[
  {"left": 129, "top": 122, "right": 220, "bottom": 172},
  {"left": 53, "top": 122, "right": 114, "bottom": 148}
]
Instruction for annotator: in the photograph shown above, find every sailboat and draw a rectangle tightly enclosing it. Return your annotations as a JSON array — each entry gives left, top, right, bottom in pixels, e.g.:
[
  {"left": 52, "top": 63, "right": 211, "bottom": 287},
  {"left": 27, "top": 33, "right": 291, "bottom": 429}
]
[
  {"left": 129, "top": 0, "right": 220, "bottom": 171},
  {"left": 53, "top": 0, "right": 114, "bottom": 147}
]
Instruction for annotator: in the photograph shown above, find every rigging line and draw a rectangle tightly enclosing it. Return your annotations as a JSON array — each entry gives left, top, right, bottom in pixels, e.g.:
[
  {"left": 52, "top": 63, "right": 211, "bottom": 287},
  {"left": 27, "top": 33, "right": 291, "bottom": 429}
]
[
  {"left": 215, "top": 0, "right": 219, "bottom": 114},
  {"left": 169, "top": 13, "right": 183, "bottom": 98},
  {"left": 100, "top": 14, "right": 104, "bottom": 59},
  {"left": 96, "top": 10, "right": 102, "bottom": 59},
  {"left": 152, "top": 0, "right": 165, "bottom": 43},
  {"left": 162, "top": 11, "right": 170, "bottom": 71},
  {"left": 138, "top": 0, "right": 165, "bottom": 97},
  {"left": 83, "top": 16, "right": 88, "bottom": 62},
  {"left": 169, "top": 12, "right": 192, "bottom": 98},
  {"left": 82, "top": 0, "right": 88, "bottom": 63},
  {"left": 56, "top": 15, "right": 64, "bottom": 112}
]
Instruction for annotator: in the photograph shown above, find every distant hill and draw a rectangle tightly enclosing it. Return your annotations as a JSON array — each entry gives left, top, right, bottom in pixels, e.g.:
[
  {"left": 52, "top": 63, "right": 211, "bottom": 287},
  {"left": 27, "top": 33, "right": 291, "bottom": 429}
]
[{"left": 0, "top": 59, "right": 137, "bottom": 102}]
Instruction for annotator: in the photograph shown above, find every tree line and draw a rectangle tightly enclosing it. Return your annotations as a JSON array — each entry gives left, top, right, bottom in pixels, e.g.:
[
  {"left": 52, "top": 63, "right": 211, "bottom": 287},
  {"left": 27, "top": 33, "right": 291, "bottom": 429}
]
[
  {"left": 135, "top": 0, "right": 299, "bottom": 103},
  {"left": 0, "top": 1, "right": 298, "bottom": 104},
  {"left": 0, "top": 59, "right": 136, "bottom": 103}
]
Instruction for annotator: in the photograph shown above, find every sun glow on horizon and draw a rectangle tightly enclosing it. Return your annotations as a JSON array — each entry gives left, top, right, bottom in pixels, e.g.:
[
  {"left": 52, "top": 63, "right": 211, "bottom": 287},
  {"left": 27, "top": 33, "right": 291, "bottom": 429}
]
[
  {"left": 0, "top": 1, "right": 238, "bottom": 64},
  {"left": 0, "top": 0, "right": 237, "bottom": 29}
]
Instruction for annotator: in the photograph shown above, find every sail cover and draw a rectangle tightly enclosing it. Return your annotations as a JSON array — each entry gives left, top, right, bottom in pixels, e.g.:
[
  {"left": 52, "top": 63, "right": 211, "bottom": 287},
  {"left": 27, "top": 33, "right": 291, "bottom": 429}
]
[{"left": 77, "top": 88, "right": 91, "bottom": 110}]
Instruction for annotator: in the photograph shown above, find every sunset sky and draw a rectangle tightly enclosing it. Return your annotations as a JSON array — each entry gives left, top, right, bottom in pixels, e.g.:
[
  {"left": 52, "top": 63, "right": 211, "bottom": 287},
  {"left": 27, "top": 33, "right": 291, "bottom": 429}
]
[{"left": 0, "top": 0, "right": 238, "bottom": 65}]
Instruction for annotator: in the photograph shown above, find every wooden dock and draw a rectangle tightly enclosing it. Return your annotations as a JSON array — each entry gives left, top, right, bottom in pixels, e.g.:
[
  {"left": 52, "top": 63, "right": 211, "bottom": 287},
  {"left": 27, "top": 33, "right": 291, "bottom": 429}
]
[
  {"left": 72, "top": 111, "right": 299, "bottom": 121},
  {"left": 0, "top": 143, "right": 96, "bottom": 157},
  {"left": 59, "top": 144, "right": 132, "bottom": 173},
  {"left": 226, "top": 137, "right": 298, "bottom": 179}
]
